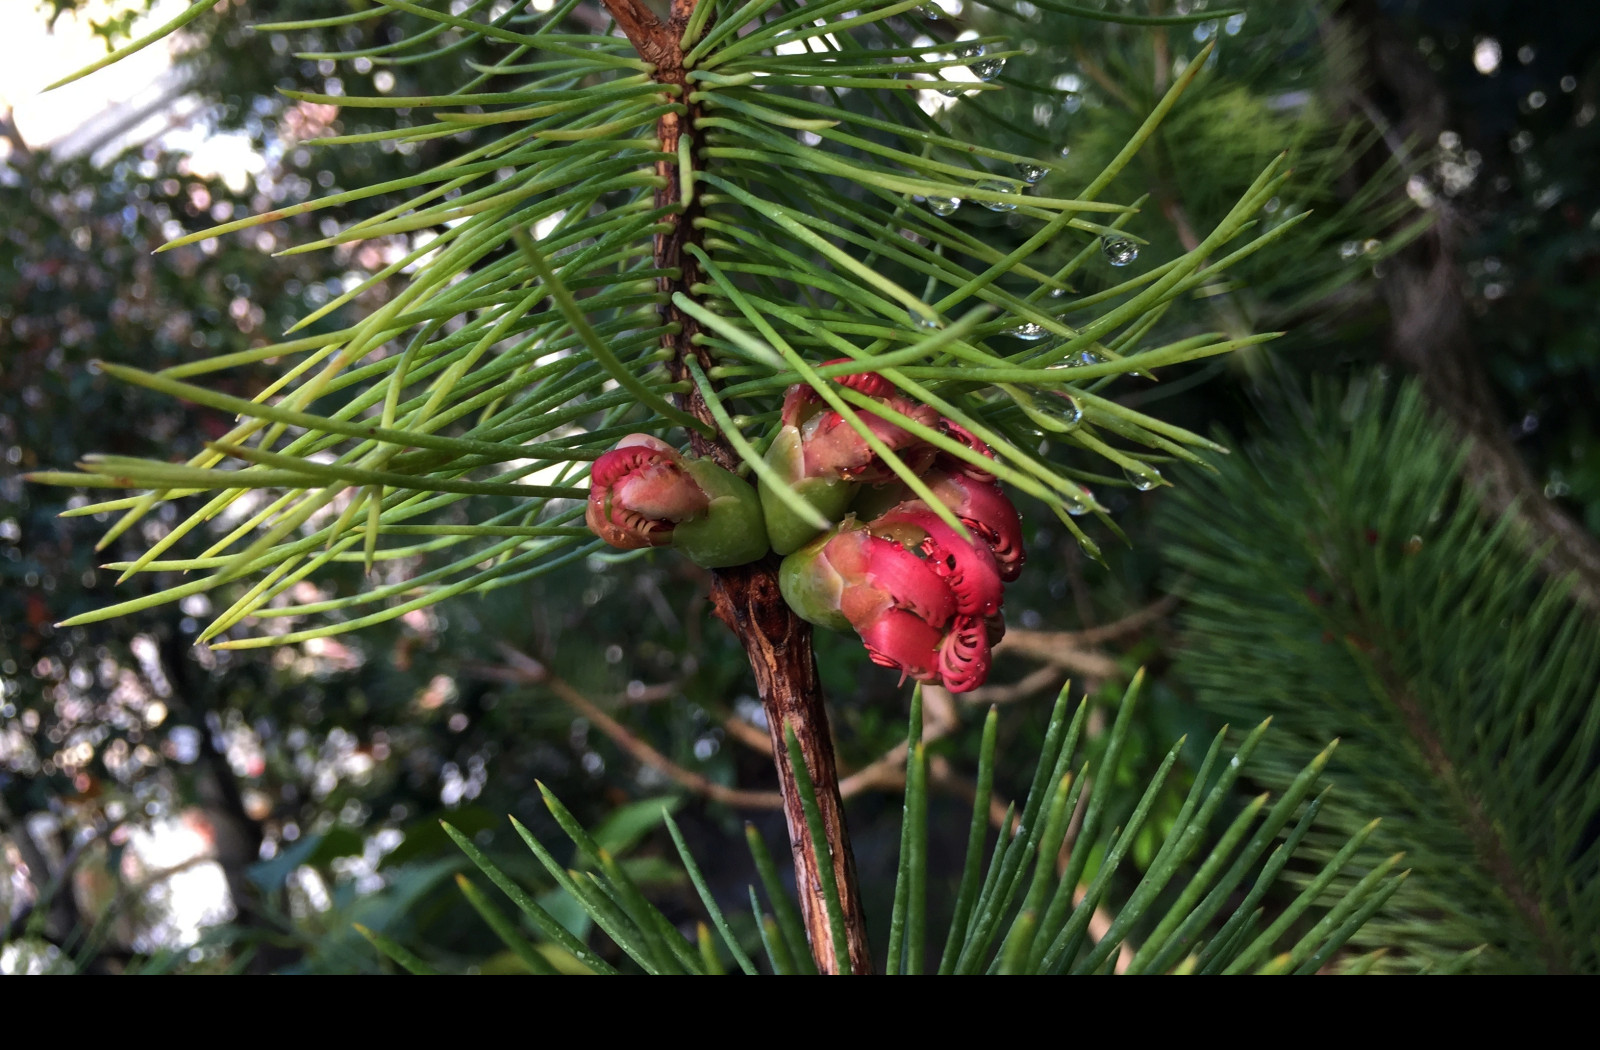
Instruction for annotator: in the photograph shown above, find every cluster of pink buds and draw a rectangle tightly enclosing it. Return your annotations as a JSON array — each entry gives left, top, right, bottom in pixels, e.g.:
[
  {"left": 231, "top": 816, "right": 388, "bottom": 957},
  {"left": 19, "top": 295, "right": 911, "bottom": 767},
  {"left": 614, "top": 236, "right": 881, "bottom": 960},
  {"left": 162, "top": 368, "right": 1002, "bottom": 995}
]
[
  {"left": 773, "top": 368, "right": 1024, "bottom": 693},
  {"left": 584, "top": 368, "right": 1026, "bottom": 692}
]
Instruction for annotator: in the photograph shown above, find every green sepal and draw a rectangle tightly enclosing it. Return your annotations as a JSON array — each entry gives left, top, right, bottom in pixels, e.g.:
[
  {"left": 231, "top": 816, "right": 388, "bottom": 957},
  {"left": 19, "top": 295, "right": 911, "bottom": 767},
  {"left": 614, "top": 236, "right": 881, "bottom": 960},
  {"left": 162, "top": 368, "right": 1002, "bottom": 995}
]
[
  {"left": 759, "top": 426, "right": 857, "bottom": 555},
  {"left": 671, "top": 458, "right": 771, "bottom": 568},
  {"left": 777, "top": 528, "right": 851, "bottom": 632}
]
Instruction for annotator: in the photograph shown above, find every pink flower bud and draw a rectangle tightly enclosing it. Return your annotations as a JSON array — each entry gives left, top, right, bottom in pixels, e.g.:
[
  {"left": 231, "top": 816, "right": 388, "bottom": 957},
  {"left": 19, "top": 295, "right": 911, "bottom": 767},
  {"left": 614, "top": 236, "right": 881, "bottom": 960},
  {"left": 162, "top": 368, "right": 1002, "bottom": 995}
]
[
  {"left": 780, "top": 364, "right": 939, "bottom": 483},
  {"left": 779, "top": 506, "right": 1005, "bottom": 693},
  {"left": 780, "top": 363, "right": 897, "bottom": 426},
  {"left": 825, "top": 526, "right": 956, "bottom": 630},
  {"left": 586, "top": 435, "right": 710, "bottom": 550}
]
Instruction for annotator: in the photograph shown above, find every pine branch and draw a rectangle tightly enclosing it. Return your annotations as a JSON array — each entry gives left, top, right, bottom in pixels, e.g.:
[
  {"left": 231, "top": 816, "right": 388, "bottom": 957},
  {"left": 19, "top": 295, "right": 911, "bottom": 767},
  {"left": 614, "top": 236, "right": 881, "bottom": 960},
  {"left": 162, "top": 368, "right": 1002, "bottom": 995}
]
[{"left": 588, "top": 0, "right": 870, "bottom": 973}]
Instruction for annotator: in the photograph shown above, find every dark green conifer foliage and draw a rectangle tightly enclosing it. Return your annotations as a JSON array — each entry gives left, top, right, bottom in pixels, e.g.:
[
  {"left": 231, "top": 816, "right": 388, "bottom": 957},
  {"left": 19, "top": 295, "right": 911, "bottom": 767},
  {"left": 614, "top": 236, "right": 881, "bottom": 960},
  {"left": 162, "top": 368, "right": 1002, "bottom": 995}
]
[{"left": 1162, "top": 376, "right": 1600, "bottom": 973}]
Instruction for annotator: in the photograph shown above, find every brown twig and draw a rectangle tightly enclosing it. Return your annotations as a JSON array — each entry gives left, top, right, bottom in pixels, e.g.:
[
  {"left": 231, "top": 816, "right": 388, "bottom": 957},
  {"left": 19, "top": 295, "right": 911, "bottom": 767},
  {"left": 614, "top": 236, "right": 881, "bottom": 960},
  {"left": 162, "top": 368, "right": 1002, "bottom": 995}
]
[
  {"left": 957, "top": 664, "right": 1064, "bottom": 705},
  {"left": 489, "top": 645, "right": 786, "bottom": 809},
  {"left": 994, "top": 631, "right": 1121, "bottom": 680},
  {"left": 477, "top": 650, "right": 969, "bottom": 808},
  {"left": 1003, "top": 594, "right": 1178, "bottom": 651}
]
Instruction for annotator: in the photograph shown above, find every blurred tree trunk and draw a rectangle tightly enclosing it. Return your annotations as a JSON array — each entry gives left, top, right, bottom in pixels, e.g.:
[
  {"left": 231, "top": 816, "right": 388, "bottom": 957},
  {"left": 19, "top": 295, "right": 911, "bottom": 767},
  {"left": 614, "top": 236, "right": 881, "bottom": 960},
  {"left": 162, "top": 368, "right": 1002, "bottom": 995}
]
[{"left": 1347, "top": 0, "right": 1600, "bottom": 610}]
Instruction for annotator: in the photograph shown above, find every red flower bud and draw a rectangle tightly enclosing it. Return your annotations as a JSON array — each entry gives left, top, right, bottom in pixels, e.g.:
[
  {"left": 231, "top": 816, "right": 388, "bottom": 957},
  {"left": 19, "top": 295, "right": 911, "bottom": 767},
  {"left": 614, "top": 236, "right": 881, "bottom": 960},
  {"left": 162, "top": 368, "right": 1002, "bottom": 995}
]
[
  {"left": 779, "top": 364, "right": 939, "bottom": 484},
  {"left": 586, "top": 435, "right": 710, "bottom": 550},
  {"left": 825, "top": 525, "right": 956, "bottom": 630},
  {"left": 797, "top": 396, "right": 939, "bottom": 483},
  {"left": 779, "top": 507, "right": 1006, "bottom": 693},
  {"left": 780, "top": 362, "right": 897, "bottom": 427}
]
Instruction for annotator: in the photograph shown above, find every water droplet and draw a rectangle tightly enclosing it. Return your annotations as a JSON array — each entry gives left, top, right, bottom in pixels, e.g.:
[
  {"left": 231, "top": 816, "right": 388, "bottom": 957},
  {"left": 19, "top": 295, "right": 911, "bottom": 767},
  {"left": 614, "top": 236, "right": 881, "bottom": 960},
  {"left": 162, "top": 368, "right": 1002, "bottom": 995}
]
[
  {"left": 1123, "top": 464, "right": 1163, "bottom": 491},
  {"left": 971, "top": 48, "right": 1006, "bottom": 81},
  {"left": 1015, "top": 162, "right": 1047, "bottom": 184},
  {"left": 1404, "top": 534, "right": 1424, "bottom": 555},
  {"left": 951, "top": 42, "right": 983, "bottom": 61},
  {"left": 1101, "top": 237, "right": 1138, "bottom": 266},
  {"left": 1049, "top": 286, "right": 1067, "bottom": 298},
  {"left": 977, "top": 179, "right": 1019, "bottom": 211},
  {"left": 1052, "top": 348, "right": 1102, "bottom": 369},
  {"left": 1338, "top": 240, "right": 1361, "bottom": 260},
  {"left": 927, "top": 195, "right": 961, "bottom": 216},
  {"left": 1058, "top": 144, "right": 1072, "bottom": 159},
  {"left": 1005, "top": 321, "right": 1048, "bottom": 340},
  {"left": 1064, "top": 485, "right": 1094, "bottom": 516},
  {"left": 918, "top": 2, "right": 944, "bottom": 19},
  {"left": 909, "top": 308, "right": 940, "bottom": 329},
  {"left": 1040, "top": 394, "right": 1082, "bottom": 427}
]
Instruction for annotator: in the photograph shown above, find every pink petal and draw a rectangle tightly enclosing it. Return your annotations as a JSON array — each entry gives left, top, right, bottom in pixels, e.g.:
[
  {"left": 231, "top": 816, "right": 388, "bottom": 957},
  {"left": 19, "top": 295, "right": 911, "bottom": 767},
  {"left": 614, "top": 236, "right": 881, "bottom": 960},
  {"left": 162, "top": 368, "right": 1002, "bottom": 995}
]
[
  {"left": 859, "top": 534, "right": 956, "bottom": 628},
  {"left": 858, "top": 608, "right": 944, "bottom": 683},
  {"left": 927, "top": 471, "right": 1026, "bottom": 582},
  {"left": 872, "top": 506, "right": 1003, "bottom": 618},
  {"left": 938, "top": 615, "right": 993, "bottom": 692},
  {"left": 824, "top": 528, "right": 954, "bottom": 631}
]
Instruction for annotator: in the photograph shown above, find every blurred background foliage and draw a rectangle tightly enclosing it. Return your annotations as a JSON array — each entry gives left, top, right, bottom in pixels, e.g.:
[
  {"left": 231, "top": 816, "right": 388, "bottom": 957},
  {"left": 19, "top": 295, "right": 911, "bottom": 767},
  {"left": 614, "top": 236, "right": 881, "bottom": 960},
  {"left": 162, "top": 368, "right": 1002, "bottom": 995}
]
[{"left": 2, "top": 0, "right": 1596, "bottom": 973}]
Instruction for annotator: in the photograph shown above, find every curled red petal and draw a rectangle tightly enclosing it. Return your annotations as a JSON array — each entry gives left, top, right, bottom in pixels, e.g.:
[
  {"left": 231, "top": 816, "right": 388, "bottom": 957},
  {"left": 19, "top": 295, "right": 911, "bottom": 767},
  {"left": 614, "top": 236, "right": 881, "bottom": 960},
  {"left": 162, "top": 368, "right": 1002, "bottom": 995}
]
[
  {"left": 872, "top": 505, "right": 1003, "bottom": 618},
  {"left": 935, "top": 418, "right": 997, "bottom": 482},
  {"left": 858, "top": 533, "right": 956, "bottom": 629},
  {"left": 858, "top": 608, "right": 944, "bottom": 683},
  {"left": 938, "top": 615, "right": 993, "bottom": 692},
  {"left": 590, "top": 435, "right": 674, "bottom": 488},
  {"left": 927, "top": 471, "right": 1026, "bottom": 582},
  {"left": 835, "top": 366, "right": 896, "bottom": 399},
  {"left": 587, "top": 492, "right": 674, "bottom": 549}
]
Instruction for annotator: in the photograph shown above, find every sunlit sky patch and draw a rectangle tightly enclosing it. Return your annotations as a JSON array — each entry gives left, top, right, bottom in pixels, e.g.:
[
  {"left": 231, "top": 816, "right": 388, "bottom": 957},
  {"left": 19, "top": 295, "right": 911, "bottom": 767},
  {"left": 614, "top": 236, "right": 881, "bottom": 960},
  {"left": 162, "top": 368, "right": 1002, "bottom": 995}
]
[{"left": 0, "top": 0, "right": 259, "bottom": 189}]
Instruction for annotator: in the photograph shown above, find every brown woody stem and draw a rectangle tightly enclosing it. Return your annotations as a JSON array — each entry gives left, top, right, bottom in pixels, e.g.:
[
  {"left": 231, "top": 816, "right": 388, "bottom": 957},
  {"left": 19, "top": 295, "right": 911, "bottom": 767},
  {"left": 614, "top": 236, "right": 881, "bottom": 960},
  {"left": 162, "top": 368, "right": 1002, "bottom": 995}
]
[{"left": 598, "top": 0, "right": 872, "bottom": 974}]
